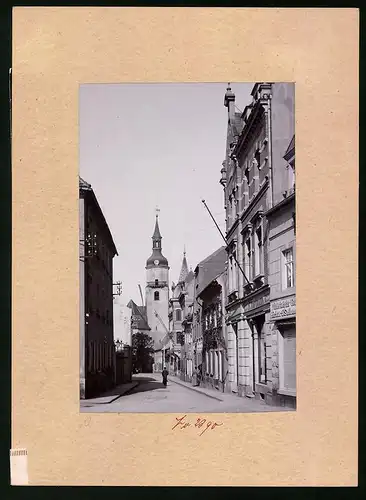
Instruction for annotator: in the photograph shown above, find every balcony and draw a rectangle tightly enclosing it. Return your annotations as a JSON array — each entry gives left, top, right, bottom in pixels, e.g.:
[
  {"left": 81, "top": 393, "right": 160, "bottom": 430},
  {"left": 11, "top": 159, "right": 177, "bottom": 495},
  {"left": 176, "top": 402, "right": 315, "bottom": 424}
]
[
  {"left": 253, "top": 274, "right": 265, "bottom": 288},
  {"left": 228, "top": 290, "right": 238, "bottom": 303}
]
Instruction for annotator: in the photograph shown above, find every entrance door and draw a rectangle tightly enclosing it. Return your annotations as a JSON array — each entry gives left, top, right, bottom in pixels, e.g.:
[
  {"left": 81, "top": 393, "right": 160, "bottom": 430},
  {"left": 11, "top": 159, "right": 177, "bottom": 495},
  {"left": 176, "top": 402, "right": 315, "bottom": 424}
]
[
  {"left": 251, "top": 315, "right": 266, "bottom": 390},
  {"left": 232, "top": 323, "right": 239, "bottom": 392}
]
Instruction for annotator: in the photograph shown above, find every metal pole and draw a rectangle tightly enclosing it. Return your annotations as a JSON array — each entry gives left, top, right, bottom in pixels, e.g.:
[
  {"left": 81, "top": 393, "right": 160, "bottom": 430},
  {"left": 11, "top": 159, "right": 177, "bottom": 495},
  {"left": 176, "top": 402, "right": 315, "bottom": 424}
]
[{"left": 201, "top": 199, "right": 253, "bottom": 288}]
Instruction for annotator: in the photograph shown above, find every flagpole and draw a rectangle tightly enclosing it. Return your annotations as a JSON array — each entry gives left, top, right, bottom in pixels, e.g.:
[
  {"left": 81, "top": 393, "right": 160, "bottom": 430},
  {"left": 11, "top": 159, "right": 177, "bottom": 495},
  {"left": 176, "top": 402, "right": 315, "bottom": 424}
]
[{"left": 201, "top": 199, "right": 253, "bottom": 288}]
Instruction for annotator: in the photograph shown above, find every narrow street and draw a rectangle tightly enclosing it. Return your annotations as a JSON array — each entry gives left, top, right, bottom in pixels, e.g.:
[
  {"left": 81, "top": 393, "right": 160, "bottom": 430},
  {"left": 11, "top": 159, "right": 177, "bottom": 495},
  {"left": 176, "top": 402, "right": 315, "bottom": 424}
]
[{"left": 81, "top": 373, "right": 292, "bottom": 413}]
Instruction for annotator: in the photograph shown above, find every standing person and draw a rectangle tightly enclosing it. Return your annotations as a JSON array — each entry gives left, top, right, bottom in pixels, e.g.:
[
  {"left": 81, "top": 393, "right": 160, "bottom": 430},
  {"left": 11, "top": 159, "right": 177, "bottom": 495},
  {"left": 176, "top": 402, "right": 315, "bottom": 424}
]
[
  {"left": 192, "top": 366, "right": 198, "bottom": 387},
  {"left": 162, "top": 366, "right": 168, "bottom": 387}
]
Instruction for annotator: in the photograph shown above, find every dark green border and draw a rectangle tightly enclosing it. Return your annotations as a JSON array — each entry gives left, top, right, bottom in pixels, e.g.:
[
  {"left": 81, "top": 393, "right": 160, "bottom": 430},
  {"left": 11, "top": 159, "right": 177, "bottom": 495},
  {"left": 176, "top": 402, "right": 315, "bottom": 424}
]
[{"left": 0, "top": 2, "right": 363, "bottom": 498}]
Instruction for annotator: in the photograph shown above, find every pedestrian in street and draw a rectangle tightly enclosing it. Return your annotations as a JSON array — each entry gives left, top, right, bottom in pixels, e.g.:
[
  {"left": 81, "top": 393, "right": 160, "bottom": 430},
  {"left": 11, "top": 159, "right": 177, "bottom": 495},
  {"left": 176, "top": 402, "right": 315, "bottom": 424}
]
[
  {"left": 192, "top": 366, "right": 200, "bottom": 387},
  {"left": 162, "top": 366, "right": 168, "bottom": 387}
]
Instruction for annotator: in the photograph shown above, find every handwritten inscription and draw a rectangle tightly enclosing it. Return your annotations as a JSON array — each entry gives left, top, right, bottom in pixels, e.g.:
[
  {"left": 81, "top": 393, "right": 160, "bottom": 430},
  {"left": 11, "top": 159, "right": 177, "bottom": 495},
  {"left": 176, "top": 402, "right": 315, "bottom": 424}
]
[{"left": 172, "top": 415, "right": 223, "bottom": 436}]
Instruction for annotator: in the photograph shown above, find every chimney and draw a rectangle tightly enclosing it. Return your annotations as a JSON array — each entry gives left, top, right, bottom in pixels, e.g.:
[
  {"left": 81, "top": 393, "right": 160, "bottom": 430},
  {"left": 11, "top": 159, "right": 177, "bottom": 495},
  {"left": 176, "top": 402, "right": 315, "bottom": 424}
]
[{"left": 224, "top": 83, "right": 235, "bottom": 125}]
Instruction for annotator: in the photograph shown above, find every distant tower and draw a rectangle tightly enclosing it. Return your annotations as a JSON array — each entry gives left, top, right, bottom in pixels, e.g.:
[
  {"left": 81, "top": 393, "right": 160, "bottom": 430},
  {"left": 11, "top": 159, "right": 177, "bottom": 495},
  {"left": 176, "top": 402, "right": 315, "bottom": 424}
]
[
  {"left": 145, "top": 211, "right": 170, "bottom": 345},
  {"left": 178, "top": 247, "right": 189, "bottom": 284}
]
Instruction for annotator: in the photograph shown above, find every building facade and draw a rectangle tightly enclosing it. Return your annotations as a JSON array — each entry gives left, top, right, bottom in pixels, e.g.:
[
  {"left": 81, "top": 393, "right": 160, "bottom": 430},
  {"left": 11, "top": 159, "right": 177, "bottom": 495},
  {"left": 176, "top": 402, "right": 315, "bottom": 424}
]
[
  {"left": 192, "top": 247, "right": 228, "bottom": 390},
  {"left": 79, "top": 177, "right": 118, "bottom": 399},
  {"left": 266, "top": 134, "right": 296, "bottom": 408},
  {"left": 145, "top": 214, "right": 170, "bottom": 370},
  {"left": 178, "top": 269, "right": 195, "bottom": 382},
  {"left": 168, "top": 251, "right": 190, "bottom": 376},
  {"left": 220, "top": 83, "right": 295, "bottom": 406}
]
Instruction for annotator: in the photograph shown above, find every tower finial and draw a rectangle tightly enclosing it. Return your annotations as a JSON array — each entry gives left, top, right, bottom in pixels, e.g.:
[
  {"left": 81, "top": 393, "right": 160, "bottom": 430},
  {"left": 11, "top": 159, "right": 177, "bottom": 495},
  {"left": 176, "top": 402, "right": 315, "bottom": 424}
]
[
  {"left": 155, "top": 206, "right": 160, "bottom": 218},
  {"left": 183, "top": 244, "right": 186, "bottom": 257}
]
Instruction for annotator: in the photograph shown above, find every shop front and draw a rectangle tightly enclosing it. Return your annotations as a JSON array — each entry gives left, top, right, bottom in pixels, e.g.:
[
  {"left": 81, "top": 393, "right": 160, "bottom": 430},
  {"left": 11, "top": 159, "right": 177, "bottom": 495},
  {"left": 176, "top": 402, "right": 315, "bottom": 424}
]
[{"left": 270, "top": 295, "right": 296, "bottom": 408}]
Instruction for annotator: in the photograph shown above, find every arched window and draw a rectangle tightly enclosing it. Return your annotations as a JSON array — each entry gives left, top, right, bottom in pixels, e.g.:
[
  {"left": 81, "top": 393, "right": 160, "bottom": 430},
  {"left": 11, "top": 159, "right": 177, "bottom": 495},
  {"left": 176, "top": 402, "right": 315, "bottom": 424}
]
[
  {"left": 176, "top": 309, "right": 182, "bottom": 321},
  {"left": 154, "top": 291, "right": 160, "bottom": 301},
  {"left": 155, "top": 279, "right": 159, "bottom": 286}
]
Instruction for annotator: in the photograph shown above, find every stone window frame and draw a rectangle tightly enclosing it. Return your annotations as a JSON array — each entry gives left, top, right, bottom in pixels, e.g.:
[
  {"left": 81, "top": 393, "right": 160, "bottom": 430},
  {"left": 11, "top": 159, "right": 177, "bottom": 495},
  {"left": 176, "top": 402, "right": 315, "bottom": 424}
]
[
  {"left": 241, "top": 223, "right": 254, "bottom": 286},
  {"left": 280, "top": 242, "right": 296, "bottom": 291},
  {"left": 251, "top": 211, "right": 264, "bottom": 280}
]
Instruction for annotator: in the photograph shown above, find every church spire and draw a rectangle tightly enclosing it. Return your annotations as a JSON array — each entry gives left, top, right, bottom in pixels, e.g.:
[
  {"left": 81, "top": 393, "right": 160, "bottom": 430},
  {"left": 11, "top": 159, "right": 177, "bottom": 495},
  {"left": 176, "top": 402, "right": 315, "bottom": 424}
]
[
  {"left": 146, "top": 210, "right": 169, "bottom": 269},
  {"left": 178, "top": 248, "right": 189, "bottom": 284},
  {"left": 152, "top": 214, "right": 162, "bottom": 240}
]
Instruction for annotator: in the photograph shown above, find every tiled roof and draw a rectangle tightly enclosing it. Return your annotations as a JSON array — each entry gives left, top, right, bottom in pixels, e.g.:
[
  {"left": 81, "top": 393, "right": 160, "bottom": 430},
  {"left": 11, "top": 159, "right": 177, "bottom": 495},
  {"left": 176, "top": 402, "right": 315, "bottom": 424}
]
[
  {"left": 233, "top": 111, "right": 244, "bottom": 137},
  {"left": 152, "top": 216, "right": 162, "bottom": 239},
  {"left": 127, "top": 300, "right": 151, "bottom": 331},
  {"left": 195, "top": 246, "right": 227, "bottom": 297},
  {"left": 178, "top": 254, "right": 189, "bottom": 283},
  {"left": 283, "top": 135, "right": 295, "bottom": 160}
]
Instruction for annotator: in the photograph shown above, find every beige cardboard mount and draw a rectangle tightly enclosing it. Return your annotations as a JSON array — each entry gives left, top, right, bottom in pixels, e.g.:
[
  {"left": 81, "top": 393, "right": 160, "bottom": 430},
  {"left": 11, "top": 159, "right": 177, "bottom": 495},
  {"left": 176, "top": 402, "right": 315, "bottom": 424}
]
[{"left": 12, "top": 7, "right": 358, "bottom": 486}]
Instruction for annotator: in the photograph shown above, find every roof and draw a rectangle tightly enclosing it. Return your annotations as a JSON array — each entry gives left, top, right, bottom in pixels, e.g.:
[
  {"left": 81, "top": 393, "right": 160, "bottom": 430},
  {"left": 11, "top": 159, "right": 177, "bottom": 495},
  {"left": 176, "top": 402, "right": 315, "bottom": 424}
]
[
  {"left": 195, "top": 246, "right": 227, "bottom": 297},
  {"left": 79, "top": 176, "right": 118, "bottom": 257},
  {"left": 178, "top": 253, "right": 189, "bottom": 283},
  {"left": 232, "top": 111, "right": 244, "bottom": 137},
  {"left": 283, "top": 135, "right": 295, "bottom": 161},
  {"left": 152, "top": 215, "right": 162, "bottom": 239},
  {"left": 146, "top": 214, "right": 169, "bottom": 268},
  {"left": 127, "top": 300, "right": 151, "bottom": 331}
]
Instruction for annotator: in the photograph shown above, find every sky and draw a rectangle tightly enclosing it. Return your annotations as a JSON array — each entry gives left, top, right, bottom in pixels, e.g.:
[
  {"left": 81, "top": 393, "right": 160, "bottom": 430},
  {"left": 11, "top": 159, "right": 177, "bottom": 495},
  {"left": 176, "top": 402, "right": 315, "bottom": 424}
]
[{"left": 80, "top": 83, "right": 253, "bottom": 307}]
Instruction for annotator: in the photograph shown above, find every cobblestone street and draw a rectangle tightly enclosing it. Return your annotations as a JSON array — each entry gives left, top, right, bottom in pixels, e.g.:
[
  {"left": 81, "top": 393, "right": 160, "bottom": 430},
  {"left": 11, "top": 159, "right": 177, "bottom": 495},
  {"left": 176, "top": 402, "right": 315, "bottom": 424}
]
[{"left": 81, "top": 373, "right": 292, "bottom": 413}]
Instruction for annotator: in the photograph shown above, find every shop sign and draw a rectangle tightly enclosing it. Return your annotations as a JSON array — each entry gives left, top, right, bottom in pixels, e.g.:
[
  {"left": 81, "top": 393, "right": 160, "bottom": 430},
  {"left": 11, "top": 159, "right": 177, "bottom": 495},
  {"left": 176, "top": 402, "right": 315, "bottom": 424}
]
[
  {"left": 270, "top": 296, "right": 296, "bottom": 320},
  {"left": 243, "top": 292, "right": 270, "bottom": 313}
]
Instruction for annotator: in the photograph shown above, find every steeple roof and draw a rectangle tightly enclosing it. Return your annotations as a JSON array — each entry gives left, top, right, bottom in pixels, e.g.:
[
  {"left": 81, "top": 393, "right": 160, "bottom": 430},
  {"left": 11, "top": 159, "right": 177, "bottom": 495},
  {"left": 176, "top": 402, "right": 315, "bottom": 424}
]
[
  {"left": 178, "top": 250, "right": 189, "bottom": 284},
  {"left": 146, "top": 213, "right": 169, "bottom": 269},
  {"left": 152, "top": 215, "right": 162, "bottom": 239}
]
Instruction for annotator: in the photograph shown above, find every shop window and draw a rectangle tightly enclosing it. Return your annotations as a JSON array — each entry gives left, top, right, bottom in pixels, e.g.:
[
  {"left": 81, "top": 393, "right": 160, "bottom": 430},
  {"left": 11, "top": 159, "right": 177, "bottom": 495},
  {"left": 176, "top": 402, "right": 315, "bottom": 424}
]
[
  {"left": 282, "top": 248, "right": 294, "bottom": 289},
  {"left": 259, "top": 331, "right": 267, "bottom": 384},
  {"left": 279, "top": 327, "right": 296, "bottom": 392},
  {"left": 214, "top": 351, "right": 219, "bottom": 379},
  {"left": 220, "top": 351, "right": 225, "bottom": 382},
  {"left": 154, "top": 291, "right": 160, "bottom": 301}
]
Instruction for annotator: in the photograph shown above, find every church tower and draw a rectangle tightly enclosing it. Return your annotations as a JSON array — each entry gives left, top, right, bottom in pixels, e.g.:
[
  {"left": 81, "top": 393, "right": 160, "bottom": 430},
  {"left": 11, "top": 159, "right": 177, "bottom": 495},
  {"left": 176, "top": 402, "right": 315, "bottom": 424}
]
[{"left": 145, "top": 212, "right": 169, "bottom": 346}]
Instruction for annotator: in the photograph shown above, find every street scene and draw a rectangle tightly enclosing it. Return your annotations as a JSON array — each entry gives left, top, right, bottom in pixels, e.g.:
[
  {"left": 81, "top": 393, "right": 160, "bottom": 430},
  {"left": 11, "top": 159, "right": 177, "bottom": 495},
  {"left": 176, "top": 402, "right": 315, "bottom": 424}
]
[
  {"left": 80, "top": 373, "right": 291, "bottom": 413},
  {"left": 79, "top": 82, "right": 296, "bottom": 413}
]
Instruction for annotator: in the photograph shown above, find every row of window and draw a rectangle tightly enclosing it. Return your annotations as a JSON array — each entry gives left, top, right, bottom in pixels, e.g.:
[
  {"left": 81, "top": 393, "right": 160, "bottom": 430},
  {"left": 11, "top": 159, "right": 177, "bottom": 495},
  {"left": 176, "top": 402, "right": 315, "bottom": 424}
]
[
  {"left": 227, "top": 150, "right": 295, "bottom": 231},
  {"left": 229, "top": 237, "right": 294, "bottom": 294},
  {"left": 87, "top": 214, "right": 113, "bottom": 276}
]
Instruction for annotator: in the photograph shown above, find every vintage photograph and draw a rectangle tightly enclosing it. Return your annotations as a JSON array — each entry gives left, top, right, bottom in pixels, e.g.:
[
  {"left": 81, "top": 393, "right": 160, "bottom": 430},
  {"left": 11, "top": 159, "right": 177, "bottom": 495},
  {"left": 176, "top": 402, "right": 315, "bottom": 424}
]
[{"left": 79, "top": 82, "right": 296, "bottom": 413}]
